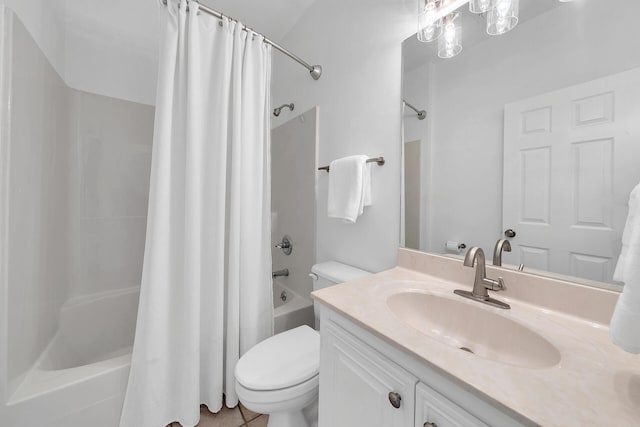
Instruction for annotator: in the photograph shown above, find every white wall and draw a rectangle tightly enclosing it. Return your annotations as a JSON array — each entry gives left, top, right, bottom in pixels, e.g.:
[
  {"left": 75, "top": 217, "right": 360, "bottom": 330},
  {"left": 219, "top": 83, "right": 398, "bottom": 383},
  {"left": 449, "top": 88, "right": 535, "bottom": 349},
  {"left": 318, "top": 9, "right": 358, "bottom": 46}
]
[
  {"left": 403, "top": 0, "right": 640, "bottom": 255},
  {"left": 272, "top": 0, "right": 415, "bottom": 273}
]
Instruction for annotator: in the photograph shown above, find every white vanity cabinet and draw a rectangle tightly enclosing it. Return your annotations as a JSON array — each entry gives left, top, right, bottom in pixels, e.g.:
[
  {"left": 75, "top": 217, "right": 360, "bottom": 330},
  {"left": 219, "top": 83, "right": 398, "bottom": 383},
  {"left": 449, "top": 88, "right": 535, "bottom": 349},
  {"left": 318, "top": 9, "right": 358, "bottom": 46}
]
[
  {"left": 319, "top": 308, "right": 527, "bottom": 427},
  {"left": 319, "top": 320, "right": 417, "bottom": 427},
  {"left": 415, "top": 383, "right": 489, "bottom": 427}
]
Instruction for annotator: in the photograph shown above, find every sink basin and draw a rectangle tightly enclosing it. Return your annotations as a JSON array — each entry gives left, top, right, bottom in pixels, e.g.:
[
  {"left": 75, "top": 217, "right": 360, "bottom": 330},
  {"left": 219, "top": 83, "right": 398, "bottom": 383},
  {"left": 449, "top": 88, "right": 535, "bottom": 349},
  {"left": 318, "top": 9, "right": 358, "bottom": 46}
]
[{"left": 386, "top": 291, "right": 561, "bottom": 368}]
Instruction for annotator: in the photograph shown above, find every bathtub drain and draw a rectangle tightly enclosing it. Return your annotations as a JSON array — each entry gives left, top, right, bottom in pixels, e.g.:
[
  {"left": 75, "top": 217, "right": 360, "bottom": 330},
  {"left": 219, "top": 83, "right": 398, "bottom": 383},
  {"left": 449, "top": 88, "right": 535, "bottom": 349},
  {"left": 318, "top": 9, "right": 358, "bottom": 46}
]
[{"left": 280, "top": 290, "right": 288, "bottom": 302}]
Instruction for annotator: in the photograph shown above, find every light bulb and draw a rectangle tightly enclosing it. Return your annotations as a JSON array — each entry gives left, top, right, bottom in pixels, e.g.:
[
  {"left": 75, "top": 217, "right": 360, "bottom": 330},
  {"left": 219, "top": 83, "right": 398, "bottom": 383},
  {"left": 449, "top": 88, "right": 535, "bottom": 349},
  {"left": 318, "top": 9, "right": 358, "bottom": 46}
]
[
  {"left": 417, "top": 0, "right": 443, "bottom": 42},
  {"left": 469, "top": 0, "right": 493, "bottom": 14},
  {"left": 444, "top": 23, "right": 455, "bottom": 42},
  {"left": 496, "top": 0, "right": 511, "bottom": 16},
  {"left": 487, "top": 0, "right": 518, "bottom": 35},
  {"left": 438, "top": 12, "right": 462, "bottom": 59}
]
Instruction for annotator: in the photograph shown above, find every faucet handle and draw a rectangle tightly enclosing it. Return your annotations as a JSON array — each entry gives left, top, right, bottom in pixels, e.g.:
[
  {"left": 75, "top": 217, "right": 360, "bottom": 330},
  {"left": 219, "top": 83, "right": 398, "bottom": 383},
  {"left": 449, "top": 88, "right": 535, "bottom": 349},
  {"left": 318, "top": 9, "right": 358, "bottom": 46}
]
[
  {"left": 275, "top": 235, "right": 293, "bottom": 255},
  {"left": 483, "top": 276, "right": 506, "bottom": 292}
]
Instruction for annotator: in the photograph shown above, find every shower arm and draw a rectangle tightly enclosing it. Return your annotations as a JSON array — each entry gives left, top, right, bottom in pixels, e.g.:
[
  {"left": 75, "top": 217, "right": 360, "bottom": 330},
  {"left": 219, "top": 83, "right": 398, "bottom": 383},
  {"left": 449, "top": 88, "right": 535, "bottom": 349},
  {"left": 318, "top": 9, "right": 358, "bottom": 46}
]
[{"left": 403, "top": 100, "right": 426, "bottom": 120}]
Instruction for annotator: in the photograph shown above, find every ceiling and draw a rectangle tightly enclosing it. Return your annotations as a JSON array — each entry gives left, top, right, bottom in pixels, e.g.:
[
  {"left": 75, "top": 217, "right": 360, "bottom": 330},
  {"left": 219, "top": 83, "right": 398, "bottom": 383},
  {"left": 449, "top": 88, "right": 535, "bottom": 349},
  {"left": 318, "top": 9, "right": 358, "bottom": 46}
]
[{"left": 201, "top": 0, "right": 317, "bottom": 41}]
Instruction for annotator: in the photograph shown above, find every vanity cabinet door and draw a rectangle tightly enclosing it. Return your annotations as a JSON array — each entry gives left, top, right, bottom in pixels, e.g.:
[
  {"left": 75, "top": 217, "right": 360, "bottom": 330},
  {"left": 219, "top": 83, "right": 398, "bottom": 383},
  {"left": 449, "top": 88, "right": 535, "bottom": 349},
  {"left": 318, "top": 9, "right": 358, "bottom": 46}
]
[
  {"left": 415, "top": 383, "right": 489, "bottom": 427},
  {"left": 319, "top": 321, "right": 418, "bottom": 427}
]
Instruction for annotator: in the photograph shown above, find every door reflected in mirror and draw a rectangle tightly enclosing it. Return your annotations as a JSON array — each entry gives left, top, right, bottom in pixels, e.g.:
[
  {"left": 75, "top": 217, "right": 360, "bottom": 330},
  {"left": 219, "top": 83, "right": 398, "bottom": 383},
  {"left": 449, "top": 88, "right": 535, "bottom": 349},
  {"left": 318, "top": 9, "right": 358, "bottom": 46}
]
[{"left": 401, "top": 0, "right": 640, "bottom": 289}]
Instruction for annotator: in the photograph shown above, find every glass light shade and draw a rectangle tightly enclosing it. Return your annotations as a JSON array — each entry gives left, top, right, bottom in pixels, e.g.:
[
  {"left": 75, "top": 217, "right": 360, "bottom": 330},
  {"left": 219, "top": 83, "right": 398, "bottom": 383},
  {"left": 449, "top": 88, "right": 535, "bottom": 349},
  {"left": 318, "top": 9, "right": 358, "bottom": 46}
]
[
  {"left": 438, "top": 12, "right": 462, "bottom": 59},
  {"left": 487, "top": 0, "right": 519, "bottom": 35},
  {"left": 469, "top": 0, "right": 493, "bottom": 14},
  {"left": 417, "top": 0, "right": 443, "bottom": 42}
]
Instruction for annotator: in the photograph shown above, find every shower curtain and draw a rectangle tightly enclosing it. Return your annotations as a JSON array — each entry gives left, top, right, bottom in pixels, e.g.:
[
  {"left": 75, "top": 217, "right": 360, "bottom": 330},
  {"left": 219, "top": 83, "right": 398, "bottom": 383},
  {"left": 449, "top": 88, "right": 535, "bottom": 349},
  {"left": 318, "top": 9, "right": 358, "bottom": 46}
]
[{"left": 120, "top": 1, "right": 273, "bottom": 426}]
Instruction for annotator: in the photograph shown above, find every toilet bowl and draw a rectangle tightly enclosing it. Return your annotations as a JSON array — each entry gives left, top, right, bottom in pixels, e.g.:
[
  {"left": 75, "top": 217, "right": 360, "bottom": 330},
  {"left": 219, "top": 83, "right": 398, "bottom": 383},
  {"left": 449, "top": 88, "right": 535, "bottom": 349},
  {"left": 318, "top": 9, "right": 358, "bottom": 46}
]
[
  {"left": 235, "top": 261, "right": 370, "bottom": 427},
  {"left": 235, "top": 325, "right": 319, "bottom": 427}
]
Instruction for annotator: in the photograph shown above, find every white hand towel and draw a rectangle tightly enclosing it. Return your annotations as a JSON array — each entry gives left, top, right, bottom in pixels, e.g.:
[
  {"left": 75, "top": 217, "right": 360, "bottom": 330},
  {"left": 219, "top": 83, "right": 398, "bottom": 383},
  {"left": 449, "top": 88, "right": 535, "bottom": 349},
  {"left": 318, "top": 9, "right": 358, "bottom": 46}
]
[
  {"left": 610, "top": 183, "right": 640, "bottom": 353},
  {"left": 328, "top": 155, "right": 372, "bottom": 223}
]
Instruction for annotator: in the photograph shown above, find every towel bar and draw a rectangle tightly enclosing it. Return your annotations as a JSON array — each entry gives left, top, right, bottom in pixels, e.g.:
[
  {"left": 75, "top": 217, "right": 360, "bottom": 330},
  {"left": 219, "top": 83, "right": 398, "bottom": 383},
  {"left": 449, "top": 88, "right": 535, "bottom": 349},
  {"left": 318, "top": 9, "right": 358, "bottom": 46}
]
[{"left": 318, "top": 156, "right": 385, "bottom": 172}]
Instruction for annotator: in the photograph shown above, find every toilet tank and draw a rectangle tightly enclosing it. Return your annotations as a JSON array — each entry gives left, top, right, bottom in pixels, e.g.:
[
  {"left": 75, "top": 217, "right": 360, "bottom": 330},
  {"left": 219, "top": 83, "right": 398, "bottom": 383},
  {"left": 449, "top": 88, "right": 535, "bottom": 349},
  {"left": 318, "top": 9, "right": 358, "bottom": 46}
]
[{"left": 310, "top": 261, "right": 370, "bottom": 328}]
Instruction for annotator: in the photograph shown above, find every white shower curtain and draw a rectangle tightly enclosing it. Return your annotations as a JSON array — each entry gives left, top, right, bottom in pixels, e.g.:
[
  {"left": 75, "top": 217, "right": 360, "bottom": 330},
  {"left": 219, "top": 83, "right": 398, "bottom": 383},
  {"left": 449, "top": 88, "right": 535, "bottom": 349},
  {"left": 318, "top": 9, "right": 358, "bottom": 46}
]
[{"left": 120, "top": 1, "right": 273, "bottom": 426}]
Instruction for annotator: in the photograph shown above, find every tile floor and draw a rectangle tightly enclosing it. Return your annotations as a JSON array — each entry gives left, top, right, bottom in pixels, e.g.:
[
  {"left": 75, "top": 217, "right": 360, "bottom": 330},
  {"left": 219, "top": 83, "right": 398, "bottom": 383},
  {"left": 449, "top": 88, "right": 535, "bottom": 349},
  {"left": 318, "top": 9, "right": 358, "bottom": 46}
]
[{"left": 169, "top": 403, "right": 268, "bottom": 427}]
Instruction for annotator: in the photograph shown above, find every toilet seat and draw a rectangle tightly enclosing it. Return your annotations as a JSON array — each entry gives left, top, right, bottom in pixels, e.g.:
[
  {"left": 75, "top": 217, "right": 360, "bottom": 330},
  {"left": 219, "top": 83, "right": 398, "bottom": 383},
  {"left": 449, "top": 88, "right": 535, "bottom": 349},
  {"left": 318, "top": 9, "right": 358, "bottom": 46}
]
[{"left": 235, "top": 325, "right": 320, "bottom": 391}]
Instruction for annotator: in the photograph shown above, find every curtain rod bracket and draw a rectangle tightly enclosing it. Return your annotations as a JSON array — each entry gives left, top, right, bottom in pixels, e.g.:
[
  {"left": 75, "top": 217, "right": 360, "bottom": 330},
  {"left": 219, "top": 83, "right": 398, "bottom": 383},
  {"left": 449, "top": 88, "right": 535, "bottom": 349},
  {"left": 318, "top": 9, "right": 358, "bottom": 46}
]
[{"left": 310, "top": 65, "right": 322, "bottom": 80}]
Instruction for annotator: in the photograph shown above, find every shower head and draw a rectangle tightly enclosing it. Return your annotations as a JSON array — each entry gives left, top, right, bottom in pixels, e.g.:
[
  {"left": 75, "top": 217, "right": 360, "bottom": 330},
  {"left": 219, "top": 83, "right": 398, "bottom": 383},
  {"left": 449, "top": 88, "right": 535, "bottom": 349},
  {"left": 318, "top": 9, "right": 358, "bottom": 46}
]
[{"left": 273, "top": 103, "right": 294, "bottom": 117}]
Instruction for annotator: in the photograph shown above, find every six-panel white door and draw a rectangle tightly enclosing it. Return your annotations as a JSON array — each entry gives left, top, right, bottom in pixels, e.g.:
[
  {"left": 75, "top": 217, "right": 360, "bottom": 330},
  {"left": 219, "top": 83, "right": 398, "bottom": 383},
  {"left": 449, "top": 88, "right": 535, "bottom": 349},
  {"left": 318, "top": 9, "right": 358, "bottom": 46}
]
[{"left": 502, "top": 68, "right": 640, "bottom": 283}]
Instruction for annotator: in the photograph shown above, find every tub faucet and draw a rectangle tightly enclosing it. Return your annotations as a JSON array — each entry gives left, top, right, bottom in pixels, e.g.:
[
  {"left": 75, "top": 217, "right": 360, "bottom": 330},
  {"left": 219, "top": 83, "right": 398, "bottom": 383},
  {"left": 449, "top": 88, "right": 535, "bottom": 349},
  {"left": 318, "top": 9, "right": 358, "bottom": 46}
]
[
  {"left": 492, "top": 239, "right": 512, "bottom": 266},
  {"left": 272, "top": 269, "right": 289, "bottom": 278},
  {"left": 454, "top": 247, "right": 510, "bottom": 309}
]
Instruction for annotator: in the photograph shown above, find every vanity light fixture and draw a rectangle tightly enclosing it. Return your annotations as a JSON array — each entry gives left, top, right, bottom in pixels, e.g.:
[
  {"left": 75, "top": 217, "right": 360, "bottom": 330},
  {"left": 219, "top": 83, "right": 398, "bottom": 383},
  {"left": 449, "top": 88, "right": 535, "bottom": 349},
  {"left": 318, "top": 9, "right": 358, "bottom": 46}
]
[
  {"left": 417, "top": 0, "right": 443, "bottom": 42},
  {"left": 417, "top": 0, "right": 520, "bottom": 59},
  {"left": 469, "top": 0, "right": 493, "bottom": 14},
  {"left": 438, "top": 12, "right": 462, "bottom": 59},
  {"left": 487, "top": 0, "right": 519, "bottom": 35}
]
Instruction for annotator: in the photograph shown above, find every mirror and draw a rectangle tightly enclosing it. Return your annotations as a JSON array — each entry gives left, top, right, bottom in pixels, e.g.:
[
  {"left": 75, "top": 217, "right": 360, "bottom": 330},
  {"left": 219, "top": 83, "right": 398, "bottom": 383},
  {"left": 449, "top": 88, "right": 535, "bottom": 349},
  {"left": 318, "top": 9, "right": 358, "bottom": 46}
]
[{"left": 402, "top": 0, "right": 640, "bottom": 289}]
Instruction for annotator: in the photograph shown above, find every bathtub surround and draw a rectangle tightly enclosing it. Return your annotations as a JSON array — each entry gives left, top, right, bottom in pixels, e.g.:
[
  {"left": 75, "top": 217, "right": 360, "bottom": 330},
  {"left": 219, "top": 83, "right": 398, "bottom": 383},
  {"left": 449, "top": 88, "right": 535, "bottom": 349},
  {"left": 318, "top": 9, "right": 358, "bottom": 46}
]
[
  {"left": 271, "top": 108, "right": 318, "bottom": 300},
  {"left": 0, "top": 6, "right": 71, "bottom": 398},
  {"left": 273, "top": 281, "right": 314, "bottom": 334},
  {"left": 120, "top": 2, "right": 273, "bottom": 426},
  {"left": 0, "top": 6, "right": 153, "bottom": 426},
  {"left": 68, "top": 90, "right": 153, "bottom": 299}
]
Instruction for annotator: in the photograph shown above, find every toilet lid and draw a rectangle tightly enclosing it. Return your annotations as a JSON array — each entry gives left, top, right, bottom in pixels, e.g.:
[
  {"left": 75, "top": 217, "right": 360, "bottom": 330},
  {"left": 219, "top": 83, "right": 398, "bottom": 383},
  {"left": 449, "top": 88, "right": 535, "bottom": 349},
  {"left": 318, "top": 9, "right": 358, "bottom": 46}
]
[{"left": 235, "top": 325, "right": 320, "bottom": 391}]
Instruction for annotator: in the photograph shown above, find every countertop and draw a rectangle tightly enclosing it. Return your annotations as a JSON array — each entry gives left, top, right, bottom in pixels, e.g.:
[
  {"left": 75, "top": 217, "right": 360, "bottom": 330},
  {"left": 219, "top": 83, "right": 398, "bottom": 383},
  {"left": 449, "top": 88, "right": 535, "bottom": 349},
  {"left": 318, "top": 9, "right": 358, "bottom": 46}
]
[{"left": 312, "top": 252, "right": 640, "bottom": 427}]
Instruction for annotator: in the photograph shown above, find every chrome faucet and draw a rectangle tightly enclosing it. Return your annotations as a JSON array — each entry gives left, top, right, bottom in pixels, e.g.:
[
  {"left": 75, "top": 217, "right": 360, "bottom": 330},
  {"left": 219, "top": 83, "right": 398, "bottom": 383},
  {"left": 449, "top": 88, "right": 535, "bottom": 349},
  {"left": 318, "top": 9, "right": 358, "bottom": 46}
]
[
  {"left": 454, "top": 247, "right": 510, "bottom": 309},
  {"left": 272, "top": 269, "right": 289, "bottom": 278},
  {"left": 492, "top": 239, "right": 511, "bottom": 266}
]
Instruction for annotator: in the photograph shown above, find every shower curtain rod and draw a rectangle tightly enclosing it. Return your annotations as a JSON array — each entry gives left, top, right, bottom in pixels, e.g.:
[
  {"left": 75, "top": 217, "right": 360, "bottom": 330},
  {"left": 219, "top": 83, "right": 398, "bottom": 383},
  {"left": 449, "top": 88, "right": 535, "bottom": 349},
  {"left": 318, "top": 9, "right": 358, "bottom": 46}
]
[{"left": 162, "top": 0, "right": 323, "bottom": 80}]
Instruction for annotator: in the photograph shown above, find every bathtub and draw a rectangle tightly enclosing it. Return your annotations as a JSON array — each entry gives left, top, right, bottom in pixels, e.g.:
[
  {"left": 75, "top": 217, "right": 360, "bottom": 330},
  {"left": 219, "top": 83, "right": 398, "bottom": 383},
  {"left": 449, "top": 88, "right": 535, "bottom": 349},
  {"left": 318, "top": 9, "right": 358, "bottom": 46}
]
[
  {"left": 6, "top": 286, "right": 139, "bottom": 427},
  {"left": 273, "top": 280, "right": 314, "bottom": 334},
  {"left": 5, "top": 282, "right": 310, "bottom": 426}
]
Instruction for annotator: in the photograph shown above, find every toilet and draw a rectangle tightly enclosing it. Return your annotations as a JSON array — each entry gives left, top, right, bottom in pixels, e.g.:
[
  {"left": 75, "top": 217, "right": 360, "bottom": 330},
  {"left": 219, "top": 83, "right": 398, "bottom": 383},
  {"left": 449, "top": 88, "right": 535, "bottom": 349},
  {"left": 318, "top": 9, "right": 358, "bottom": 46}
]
[{"left": 235, "top": 261, "right": 370, "bottom": 427}]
